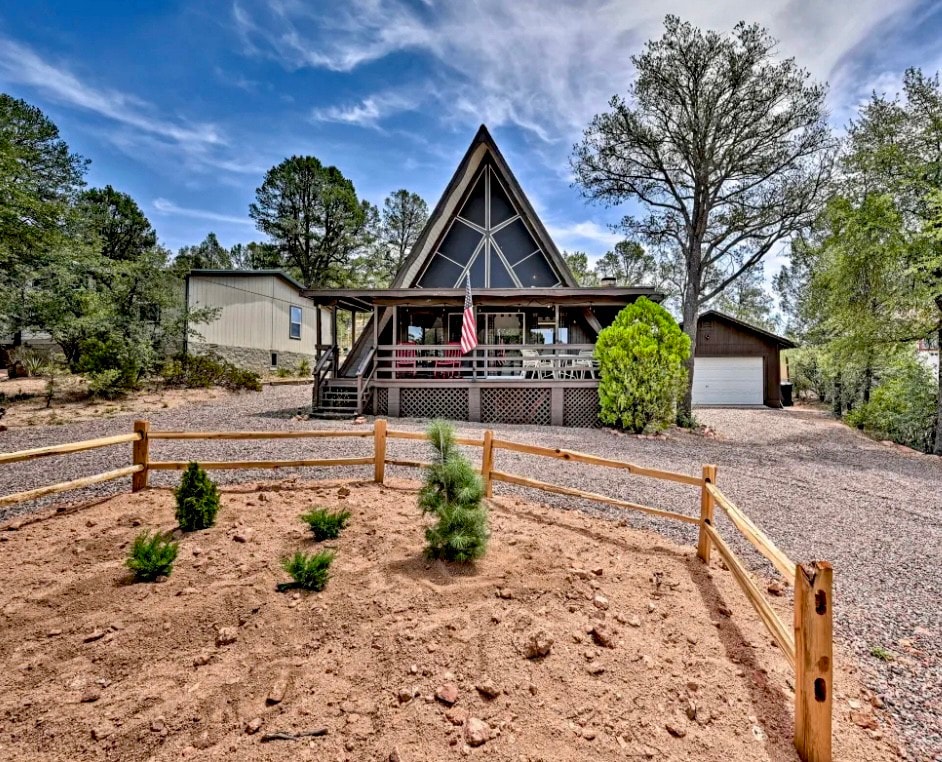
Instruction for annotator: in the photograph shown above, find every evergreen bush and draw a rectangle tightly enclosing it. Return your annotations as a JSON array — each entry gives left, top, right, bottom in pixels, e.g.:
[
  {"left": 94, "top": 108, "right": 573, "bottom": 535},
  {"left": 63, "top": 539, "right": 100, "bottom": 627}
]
[
  {"left": 594, "top": 297, "right": 690, "bottom": 433},
  {"left": 174, "top": 462, "right": 220, "bottom": 531},
  {"left": 300, "top": 507, "right": 350, "bottom": 541},
  {"left": 418, "top": 419, "right": 488, "bottom": 563},
  {"left": 160, "top": 352, "right": 262, "bottom": 392},
  {"left": 126, "top": 530, "right": 178, "bottom": 581},
  {"left": 844, "top": 354, "right": 937, "bottom": 453},
  {"left": 281, "top": 550, "right": 334, "bottom": 591}
]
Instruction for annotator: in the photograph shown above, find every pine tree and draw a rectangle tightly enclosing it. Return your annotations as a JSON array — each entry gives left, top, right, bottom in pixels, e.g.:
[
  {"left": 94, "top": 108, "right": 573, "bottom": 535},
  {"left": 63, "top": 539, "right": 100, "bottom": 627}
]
[
  {"left": 419, "top": 420, "right": 488, "bottom": 562},
  {"left": 174, "top": 462, "right": 221, "bottom": 531}
]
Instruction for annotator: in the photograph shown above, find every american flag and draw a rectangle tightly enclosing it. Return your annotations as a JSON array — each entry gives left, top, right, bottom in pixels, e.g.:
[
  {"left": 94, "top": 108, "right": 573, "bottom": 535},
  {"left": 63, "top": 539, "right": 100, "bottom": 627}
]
[{"left": 460, "top": 274, "right": 478, "bottom": 354}]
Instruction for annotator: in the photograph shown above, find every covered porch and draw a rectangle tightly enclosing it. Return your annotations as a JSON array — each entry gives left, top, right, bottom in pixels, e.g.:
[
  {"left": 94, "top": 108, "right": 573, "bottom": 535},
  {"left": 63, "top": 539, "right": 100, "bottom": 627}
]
[{"left": 302, "top": 286, "right": 658, "bottom": 425}]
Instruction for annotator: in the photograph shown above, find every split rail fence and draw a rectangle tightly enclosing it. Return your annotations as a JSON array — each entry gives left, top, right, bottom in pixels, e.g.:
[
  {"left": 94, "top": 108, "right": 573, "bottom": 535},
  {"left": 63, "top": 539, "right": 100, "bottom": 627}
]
[{"left": 0, "top": 418, "right": 833, "bottom": 762}]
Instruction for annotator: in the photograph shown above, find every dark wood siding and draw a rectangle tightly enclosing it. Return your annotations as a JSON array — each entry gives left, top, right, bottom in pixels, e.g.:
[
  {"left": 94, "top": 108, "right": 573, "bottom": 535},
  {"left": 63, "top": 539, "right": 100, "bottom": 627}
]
[{"left": 695, "top": 315, "right": 783, "bottom": 407}]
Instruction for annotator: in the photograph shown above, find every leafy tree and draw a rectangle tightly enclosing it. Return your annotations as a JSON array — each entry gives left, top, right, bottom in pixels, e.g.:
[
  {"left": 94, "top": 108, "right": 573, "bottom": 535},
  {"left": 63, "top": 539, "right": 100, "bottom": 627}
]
[
  {"left": 250, "top": 156, "right": 371, "bottom": 287},
  {"left": 595, "top": 240, "right": 656, "bottom": 286},
  {"left": 595, "top": 297, "right": 690, "bottom": 432},
  {"left": 172, "top": 232, "right": 232, "bottom": 274},
  {"left": 419, "top": 419, "right": 488, "bottom": 563},
  {"left": 76, "top": 185, "right": 156, "bottom": 261},
  {"left": 229, "top": 240, "right": 283, "bottom": 270},
  {"left": 839, "top": 69, "right": 942, "bottom": 449},
  {"left": 710, "top": 262, "right": 777, "bottom": 331},
  {"left": 563, "top": 251, "right": 599, "bottom": 286},
  {"left": 572, "top": 16, "right": 833, "bottom": 421},
  {"left": 376, "top": 189, "right": 428, "bottom": 283},
  {"left": 0, "top": 94, "right": 87, "bottom": 339}
]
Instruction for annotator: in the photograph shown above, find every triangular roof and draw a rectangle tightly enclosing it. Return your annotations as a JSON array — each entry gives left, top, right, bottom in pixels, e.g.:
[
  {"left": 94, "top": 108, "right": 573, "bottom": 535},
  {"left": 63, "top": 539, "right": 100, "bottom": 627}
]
[{"left": 392, "top": 125, "right": 577, "bottom": 289}]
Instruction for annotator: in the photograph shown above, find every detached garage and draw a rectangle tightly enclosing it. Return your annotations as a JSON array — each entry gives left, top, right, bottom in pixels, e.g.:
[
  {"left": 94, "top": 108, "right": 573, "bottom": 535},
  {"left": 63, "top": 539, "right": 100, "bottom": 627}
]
[{"left": 691, "top": 311, "right": 796, "bottom": 408}]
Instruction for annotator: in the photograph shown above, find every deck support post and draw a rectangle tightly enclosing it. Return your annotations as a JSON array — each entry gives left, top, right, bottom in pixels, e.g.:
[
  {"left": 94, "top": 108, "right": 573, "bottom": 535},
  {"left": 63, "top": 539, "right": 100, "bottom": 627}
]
[
  {"left": 373, "top": 418, "right": 387, "bottom": 484},
  {"left": 131, "top": 419, "right": 150, "bottom": 492},
  {"left": 696, "top": 464, "right": 717, "bottom": 562},
  {"left": 481, "top": 430, "right": 494, "bottom": 497},
  {"left": 794, "top": 561, "right": 833, "bottom": 762}
]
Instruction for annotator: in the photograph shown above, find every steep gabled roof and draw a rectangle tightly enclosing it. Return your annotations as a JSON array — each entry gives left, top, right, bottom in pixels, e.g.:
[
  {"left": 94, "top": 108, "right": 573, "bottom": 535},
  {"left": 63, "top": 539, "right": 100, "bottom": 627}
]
[
  {"left": 698, "top": 310, "right": 798, "bottom": 348},
  {"left": 391, "top": 125, "right": 577, "bottom": 289}
]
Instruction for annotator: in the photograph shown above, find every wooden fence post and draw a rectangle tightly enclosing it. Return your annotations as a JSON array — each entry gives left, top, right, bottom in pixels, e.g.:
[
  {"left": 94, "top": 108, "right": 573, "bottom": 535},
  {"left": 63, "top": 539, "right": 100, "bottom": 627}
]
[
  {"left": 794, "top": 561, "right": 833, "bottom": 762},
  {"left": 481, "top": 430, "right": 494, "bottom": 497},
  {"left": 132, "top": 419, "right": 150, "bottom": 492},
  {"left": 697, "top": 464, "right": 717, "bottom": 562},
  {"left": 373, "top": 418, "right": 387, "bottom": 484}
]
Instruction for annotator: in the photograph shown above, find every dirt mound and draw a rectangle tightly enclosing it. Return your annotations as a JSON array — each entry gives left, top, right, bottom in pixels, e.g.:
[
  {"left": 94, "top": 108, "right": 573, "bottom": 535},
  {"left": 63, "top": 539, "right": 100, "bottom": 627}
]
[{"left": 0, "top": 479, "right": 901, "bottom": 760}]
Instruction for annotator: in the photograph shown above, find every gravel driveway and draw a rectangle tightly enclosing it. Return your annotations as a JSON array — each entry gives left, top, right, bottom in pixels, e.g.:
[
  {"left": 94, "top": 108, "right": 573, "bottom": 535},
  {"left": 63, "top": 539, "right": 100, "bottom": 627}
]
[{"left": 1, "top": 385, "right": 940, "bottom": 760}]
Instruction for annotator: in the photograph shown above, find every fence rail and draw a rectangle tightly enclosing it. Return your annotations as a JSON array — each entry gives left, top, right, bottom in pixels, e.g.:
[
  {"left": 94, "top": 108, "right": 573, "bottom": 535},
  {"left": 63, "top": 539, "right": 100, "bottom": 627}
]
[{"left": 0, "top": 418, "right": 833, "bottom": 762}]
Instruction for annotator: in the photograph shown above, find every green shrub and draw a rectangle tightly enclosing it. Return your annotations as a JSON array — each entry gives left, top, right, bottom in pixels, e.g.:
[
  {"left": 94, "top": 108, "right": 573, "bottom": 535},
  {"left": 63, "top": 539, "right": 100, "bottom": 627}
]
[
  {"left": 86, "top": 369, "right": 126, "bottom": 398},
  {"left": 595, "top": 297, "right": 690, "bottom": 433},
  {"left": 844, "top": 355, "right": 937, "bottom": 453},
  {"left": 274, "top": 366, "right": 293, "bottom": 378},
  {"left": 161, "top": 353, "right": 261, "bottom": 392},
  {"left": 300, "top": 507, "right": 351, "bottom": 541},
  {"left": 18, "top": 349, "right": 50, "bottom": 377},
  {"left": 296, "top": 358, "right": 311, "bottom": 377},
  {"left": 174, "top": 462, "right": 220, "bottom": 531},
  {"left": 126, "top": 530, "right": 178, "bottom": 581},
  {"left": 76, "top": 330, "right": 152, "bottom": 392},
  {"left": 281, "top": 550, "right": 335, "bottom": 591},
  {"left": 419, "top": 419, "right": 488, "bottom": 563}
]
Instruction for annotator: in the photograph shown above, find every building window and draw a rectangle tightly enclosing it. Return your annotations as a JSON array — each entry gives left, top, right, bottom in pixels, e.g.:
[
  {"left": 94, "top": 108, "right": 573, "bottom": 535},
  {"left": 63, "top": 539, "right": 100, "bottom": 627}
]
[
  {"left": 289, "top": 306, "right": 302, "bottom": 340},
  {"left": 271, "top": 352, "right": 278, "bottom": 367}
]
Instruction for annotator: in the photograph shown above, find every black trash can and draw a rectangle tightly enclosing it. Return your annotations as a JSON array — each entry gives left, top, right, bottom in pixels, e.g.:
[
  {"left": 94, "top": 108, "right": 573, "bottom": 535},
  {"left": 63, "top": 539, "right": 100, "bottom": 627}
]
[{"left": 780, "top": 381, "right": 793, "bottom": 407}]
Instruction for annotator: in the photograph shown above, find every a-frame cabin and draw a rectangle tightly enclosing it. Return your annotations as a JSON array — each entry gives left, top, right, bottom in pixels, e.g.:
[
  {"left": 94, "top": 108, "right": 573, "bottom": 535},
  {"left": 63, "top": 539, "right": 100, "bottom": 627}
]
[{"left": 304, "top": 125, "right": 662, "bottom": 426}]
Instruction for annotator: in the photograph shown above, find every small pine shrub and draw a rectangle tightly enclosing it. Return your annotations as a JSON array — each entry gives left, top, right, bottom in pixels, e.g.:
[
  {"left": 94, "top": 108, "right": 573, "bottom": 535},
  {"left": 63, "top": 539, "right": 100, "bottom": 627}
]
[
  {"left": 300, "top": 507, "right": 350, "bottom": 541},
  {"left": 419, "top": 419, "right": 488, "bottom": 563},
  {"left": 126, "top": 530, "right": 178, "bottom": 581},
  {"left": 281, "top": 550, "right": 335, "bottom": 591},
  {"left": 175, "top": 462, "right": 220, "bottom": 531}
]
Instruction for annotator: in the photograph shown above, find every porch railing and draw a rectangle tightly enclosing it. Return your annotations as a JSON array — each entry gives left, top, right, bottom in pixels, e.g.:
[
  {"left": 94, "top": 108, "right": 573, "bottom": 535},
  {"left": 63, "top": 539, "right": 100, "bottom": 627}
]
[
  {"left": 375, "top": 343, "right": 598, "bottom": 381},
  {"left": 311, "top": 349, "right": 335, "bottom": 409}
]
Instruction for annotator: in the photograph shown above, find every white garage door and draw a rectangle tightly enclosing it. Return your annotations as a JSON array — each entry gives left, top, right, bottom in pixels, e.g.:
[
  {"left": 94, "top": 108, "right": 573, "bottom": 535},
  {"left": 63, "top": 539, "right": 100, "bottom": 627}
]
[{"left": 692, "top": 356, "right": 764, "bottom": 406}]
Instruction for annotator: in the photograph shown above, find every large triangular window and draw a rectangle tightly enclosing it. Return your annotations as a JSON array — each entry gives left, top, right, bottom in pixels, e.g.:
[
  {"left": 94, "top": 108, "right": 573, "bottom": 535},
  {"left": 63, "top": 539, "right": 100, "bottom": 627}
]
[{"left": 416, "top": 163, "right": 562, "bottom": 288}]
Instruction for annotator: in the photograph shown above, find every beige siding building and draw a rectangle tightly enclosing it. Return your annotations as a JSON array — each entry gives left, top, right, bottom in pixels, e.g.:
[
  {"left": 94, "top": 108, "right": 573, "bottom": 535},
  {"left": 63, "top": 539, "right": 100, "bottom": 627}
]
[{"left": 186, "top": 270, "right": 331, "bottom": 372}]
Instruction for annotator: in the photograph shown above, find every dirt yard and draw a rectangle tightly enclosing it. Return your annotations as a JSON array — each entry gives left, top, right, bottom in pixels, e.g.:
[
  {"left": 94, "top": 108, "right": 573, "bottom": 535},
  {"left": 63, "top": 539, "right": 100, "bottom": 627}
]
[
  {"left": 0, "top": 373, "right": 242, "bottom": 429},
  {"left": 0, "top": 479, "right": 901, "bottom": 761}
]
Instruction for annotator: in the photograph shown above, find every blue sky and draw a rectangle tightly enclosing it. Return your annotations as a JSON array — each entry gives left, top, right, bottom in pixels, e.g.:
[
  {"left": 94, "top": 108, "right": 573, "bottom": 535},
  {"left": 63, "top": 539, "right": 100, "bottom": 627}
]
[{"left": 2, "top": 0, "right": 941, "bottom": 268}]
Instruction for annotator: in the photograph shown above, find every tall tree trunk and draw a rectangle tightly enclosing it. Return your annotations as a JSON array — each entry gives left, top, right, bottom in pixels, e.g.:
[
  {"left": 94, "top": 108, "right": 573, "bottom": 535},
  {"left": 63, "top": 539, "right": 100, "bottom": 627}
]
[
  {"left": 863, "top": 354, "right": 873, "bottom": 405},
  {"left": 934, "top": 319, "right": 942, "bottom": 456},
  {"left": 679, "top": 279, "right": 699, "bottom": 424},
  {"left": 832, "top": 373, "right": 843, "bottom": 418}
]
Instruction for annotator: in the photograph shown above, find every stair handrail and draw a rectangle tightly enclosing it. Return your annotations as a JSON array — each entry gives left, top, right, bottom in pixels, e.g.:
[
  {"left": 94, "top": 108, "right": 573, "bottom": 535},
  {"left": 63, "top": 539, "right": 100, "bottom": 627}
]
[
  {"left": 312, "top": 348, "right": 335, "bottom": 410},
  {"left": 355, "top": 346, "right": 377, "bottom": 415}
]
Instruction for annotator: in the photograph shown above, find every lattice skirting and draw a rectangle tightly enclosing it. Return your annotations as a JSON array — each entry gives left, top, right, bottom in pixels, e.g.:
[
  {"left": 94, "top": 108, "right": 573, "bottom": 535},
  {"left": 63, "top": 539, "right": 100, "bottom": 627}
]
[
  {"left": 400, "top": 388, "right": 469, "bottom": 420},
  {"left": 481, "top": 387, "right": 551, "bottom": 426},
  {"left": 564, "top": 387, "right": 602, "bottom": 428},
  {"left": 374, "top": 387, "right": 388, "bottom": 416}
]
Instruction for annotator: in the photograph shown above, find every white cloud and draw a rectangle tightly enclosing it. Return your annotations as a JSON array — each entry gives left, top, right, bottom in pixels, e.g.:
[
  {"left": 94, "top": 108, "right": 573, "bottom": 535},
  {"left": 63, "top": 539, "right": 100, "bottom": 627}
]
[
  {"left": 546, "top": 220, "right": 622, "bottom": 253},
  {"left": 152, "top": 198, "right": 255, "bottom": 226},
  {"left": 232, "top": 0, "right": 922, "bottom": 142},
  {"left": 0, "top": 36, "right": 224, "bottom": 150},
  {"left": 311, "top": 90, "right": 419, "bottom": 129}
]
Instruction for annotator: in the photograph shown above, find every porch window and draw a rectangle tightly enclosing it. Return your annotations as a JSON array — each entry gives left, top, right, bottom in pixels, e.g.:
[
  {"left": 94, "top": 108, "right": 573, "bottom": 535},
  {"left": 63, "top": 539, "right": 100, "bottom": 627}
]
[{"left": 289, "top": 306, "right": 302, "bottom": 340}]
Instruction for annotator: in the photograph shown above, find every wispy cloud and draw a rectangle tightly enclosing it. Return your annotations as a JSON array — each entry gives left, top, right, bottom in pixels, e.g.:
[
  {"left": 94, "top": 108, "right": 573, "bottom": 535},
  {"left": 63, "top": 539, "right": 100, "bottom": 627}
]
[
  {"left": 311, "top": 90, "right": 419, "bottom": 129},
  {"left": 232, "top": 0, "right": 922, "bottom": 142},
  {"left": 0, "top": 36, "right": 224, "bottom": 150},
  {"left": 153, "top": 198, "right": 255, "bottom": 226},
  {"left": 546, "top": 220, "right": 621, "bottom": 253}
]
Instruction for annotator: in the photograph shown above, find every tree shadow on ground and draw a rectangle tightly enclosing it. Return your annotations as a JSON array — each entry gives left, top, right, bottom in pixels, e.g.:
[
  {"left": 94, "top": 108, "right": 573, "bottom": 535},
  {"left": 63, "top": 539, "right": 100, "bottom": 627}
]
[{"left": 686, "top": 556, "right": 798, "bottom": 760}]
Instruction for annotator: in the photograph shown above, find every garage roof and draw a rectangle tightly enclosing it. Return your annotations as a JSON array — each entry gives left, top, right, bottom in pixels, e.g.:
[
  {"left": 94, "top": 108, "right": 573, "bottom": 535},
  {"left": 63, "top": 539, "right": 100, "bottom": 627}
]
[{"left": 697, "top": 310, "right": 797, "bottom": 349}]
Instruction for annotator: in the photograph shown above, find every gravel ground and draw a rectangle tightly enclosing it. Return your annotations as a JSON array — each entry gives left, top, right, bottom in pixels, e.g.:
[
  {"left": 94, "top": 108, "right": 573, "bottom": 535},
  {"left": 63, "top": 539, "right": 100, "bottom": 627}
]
[{"left": 1, "top": 386, "right": 940, "bottom": 760}]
